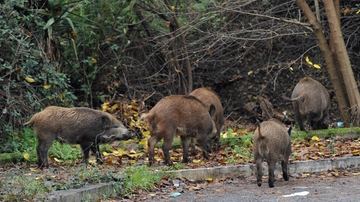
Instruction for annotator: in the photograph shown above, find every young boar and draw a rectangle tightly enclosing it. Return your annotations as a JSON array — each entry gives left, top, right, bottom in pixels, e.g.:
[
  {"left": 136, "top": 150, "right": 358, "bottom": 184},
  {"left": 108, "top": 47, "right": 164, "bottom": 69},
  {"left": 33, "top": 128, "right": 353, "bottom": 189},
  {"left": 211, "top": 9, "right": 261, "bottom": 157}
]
[
  {"left": 253, "top": 119, "right": 292, "bottom": 188},
  {"left": 141, "top": 95, "right": 216, "bottom": 166},
  {"left": 25, "top": 106, "right": 134, "bottom": 168},
  {"left": 189, "top": 87, "right": 224, "bottom": 153},
  {"left": 284, "top": 77, "right": 330, "bottom": 131}
]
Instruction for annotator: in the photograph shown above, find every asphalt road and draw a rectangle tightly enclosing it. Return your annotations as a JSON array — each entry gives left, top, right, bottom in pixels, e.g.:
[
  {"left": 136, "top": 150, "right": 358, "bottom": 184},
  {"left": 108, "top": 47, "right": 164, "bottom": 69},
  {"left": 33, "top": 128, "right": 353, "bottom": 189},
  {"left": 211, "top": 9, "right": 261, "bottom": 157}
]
[{"left": 145, "top": 173, "right": 360, "bottom": 202}]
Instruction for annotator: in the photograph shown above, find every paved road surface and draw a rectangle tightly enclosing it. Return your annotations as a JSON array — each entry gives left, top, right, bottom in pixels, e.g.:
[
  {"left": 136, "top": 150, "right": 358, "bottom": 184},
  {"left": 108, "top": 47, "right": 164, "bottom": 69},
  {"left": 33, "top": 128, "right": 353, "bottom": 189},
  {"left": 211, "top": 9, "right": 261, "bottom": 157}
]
[{"left": 146, "top": 173, "right": 360, "bottom": 202}]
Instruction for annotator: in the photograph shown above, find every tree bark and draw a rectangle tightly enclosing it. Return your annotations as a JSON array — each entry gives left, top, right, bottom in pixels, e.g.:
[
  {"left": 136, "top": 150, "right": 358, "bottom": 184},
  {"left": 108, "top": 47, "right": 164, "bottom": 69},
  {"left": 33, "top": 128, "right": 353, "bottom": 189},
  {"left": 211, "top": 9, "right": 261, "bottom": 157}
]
[
  {"left": 323, "top": 0, "right": 360, "bottom": 126},
  {"left": 296, "top": 0, "right": 351, "bottom": 126}
]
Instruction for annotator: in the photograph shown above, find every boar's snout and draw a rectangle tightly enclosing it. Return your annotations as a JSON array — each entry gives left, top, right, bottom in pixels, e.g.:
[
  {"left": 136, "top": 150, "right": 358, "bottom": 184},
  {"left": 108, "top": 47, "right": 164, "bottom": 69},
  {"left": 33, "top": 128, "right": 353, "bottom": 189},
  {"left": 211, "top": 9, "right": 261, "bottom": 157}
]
[{"left": 99, "top": 126, "right": 135, "bottom": 142}]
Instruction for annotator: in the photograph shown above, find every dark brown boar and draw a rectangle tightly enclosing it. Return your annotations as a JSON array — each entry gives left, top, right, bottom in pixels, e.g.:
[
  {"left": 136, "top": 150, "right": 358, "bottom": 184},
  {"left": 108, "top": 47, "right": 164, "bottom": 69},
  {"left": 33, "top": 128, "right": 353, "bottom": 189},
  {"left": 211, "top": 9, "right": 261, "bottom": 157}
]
[
  {"left": 141, "top": 95, "right": 216, "bottom": 166},
  {"left": 189, "top": 87, "right": 224, "bottom": 153},
  {"left": 253, "top": 119, "right": 292, "bottom": 188},
  {"left": 285, "top": 77, "right": 330, "bottom": 131},
  {"left": 25, "top": 106, "right": 133, "bottom": 168}
]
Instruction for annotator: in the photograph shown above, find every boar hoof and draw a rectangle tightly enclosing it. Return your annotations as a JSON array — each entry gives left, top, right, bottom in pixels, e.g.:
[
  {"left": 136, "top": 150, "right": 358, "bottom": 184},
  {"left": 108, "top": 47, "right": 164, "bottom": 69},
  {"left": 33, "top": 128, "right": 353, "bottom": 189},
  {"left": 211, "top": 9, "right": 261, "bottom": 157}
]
[
  {"left": 165, "top": 160, "right": 173, "bottom": 166},
  {"left": 96, "top": 159, "right": 104, "bottom": 165},
  {"left": 257, "top": 181, "right": 262, "bottom": 187}
]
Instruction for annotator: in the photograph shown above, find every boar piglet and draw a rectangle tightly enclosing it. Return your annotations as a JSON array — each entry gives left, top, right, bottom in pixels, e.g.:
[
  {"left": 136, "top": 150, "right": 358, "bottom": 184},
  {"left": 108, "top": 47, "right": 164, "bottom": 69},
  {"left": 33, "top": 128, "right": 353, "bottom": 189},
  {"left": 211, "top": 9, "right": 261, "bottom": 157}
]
[
  {"left": 283, "top": 77, "right": 330, "bottom": 131},
  {"left": 141, "top": 95, "right": 216, "bottom": 166},
  {"left": 25, "top": 106, "right": 134, "bottom": 168},
  {"left": 189, "top": 87, "right": 224, "bottom": 153},
  {"left": 253, "top": 119, "right": 292, "bottom": 188}
]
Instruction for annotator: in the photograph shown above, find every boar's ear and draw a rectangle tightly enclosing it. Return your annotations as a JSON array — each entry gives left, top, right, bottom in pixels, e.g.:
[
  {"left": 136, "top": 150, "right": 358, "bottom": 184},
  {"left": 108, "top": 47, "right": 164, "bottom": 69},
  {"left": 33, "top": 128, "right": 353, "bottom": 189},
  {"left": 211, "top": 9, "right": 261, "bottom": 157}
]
[
  {"left": 101, "top": 116, "right": 111, "bottom": 129},
  {"left": 209, "top": 104, "right": 216, "bottom": 117}
]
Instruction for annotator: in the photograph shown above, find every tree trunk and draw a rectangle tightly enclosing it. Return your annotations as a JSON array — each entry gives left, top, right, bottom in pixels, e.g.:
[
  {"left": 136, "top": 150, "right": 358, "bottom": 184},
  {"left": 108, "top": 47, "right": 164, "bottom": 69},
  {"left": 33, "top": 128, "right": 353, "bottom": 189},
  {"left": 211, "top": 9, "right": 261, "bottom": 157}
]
[
  {"left": 323, "top": 0, "right": 360, "bottom": 126},
  {"left": 296, "top": 0, "right": 351, "bottom": 126}
]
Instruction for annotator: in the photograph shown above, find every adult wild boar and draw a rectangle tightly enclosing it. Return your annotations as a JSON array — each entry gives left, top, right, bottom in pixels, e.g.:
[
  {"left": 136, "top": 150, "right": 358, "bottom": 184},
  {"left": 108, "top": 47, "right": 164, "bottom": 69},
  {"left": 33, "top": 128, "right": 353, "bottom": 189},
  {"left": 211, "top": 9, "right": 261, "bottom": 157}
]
[
  {"left": 284, "top": 77, "right": 330, "bottom": 131},
  {"left": 189, "top": 87, "right": 224, "bottom": 153},
  {"left": 25, "top": 106, "right": 134, "bottom": 168},
  {"left": 254, "top": 119, "right": 292, "bottom": 188},
  {"left": 141, "top": 95, "right": 216, "bottom": 166}
]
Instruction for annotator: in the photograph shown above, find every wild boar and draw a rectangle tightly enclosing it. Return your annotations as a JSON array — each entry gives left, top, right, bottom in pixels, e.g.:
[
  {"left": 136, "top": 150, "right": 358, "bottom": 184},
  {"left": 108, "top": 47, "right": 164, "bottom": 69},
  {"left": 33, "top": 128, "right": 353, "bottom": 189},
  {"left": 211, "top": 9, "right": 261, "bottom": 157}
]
[
  {"left": 25, "top": 106, "right": 134, "bottom": 168},
  {"left": 189, "top": 87, "right": 224, "bottom": 153},
  {"left": 284, "top": 77, "right": 330, "bottom": 131},
  {"left": 253, "top": 119, "right": 292, "bottom": 188},
  {"left": 141, "top": 95, "right": 216, "bottom": 166}
]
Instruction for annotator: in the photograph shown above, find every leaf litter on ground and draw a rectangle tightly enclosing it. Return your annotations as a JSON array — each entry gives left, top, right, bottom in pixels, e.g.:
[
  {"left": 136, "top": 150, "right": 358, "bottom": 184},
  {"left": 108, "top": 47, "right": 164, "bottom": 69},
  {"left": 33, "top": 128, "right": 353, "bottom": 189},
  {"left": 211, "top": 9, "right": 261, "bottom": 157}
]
[{"left": 2, "top": 122, "right": 360, "bottom": 201}]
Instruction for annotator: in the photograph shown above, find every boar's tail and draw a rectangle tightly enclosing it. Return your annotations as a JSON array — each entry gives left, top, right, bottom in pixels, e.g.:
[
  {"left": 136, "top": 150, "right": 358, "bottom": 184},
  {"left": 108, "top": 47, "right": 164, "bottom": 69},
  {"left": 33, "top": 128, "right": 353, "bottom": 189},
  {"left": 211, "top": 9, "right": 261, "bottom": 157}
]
[
  {"left": 255, "top": 119, "right": 263, "bottom": 138},
  {"left": 24, "top": 114, "right": 38, "bottom": 126},
  {"left": 281, "top": 93, "right": 304, "bottom": 102}
]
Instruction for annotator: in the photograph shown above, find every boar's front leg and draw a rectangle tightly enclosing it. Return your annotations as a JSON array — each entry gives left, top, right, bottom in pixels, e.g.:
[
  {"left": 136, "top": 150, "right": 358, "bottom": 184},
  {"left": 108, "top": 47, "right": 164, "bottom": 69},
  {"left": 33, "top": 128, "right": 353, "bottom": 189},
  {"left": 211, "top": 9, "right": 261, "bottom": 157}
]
[
  {"left": 190, "top": 138, "right": 196, "bottom": 156},
  {"left": 181, "top": 136, "right": 190, "bottom": 163},
  {"left": 90, "top": 143, "right": 103, "bottom": 164}
]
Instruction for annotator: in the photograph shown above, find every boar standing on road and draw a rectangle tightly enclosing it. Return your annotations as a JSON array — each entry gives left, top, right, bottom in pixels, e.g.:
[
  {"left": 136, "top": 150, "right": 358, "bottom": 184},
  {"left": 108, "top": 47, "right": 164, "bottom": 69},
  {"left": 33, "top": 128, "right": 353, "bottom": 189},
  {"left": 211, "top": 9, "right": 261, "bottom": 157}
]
[
  {"left": 25, "top": 106, "right": 134, "bottom": 168},
  {"left": 189, "top": 87, "right": 224, "bottom": 153},
  {"left": 284, "top": 77, "right": 330, "bottom": 131},
  {"left": 253, "top": 119, "right": 292, "bottom": 188},
  {"left": 141, "top": 95, "right": 216, "bottom": 166}
]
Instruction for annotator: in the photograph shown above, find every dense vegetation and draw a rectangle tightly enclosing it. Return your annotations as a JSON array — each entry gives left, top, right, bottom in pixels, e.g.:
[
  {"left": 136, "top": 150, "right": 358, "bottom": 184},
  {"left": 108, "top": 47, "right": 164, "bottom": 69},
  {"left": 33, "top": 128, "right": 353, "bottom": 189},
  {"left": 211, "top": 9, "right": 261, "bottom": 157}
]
[{"left": 1, "top": 0, "right": 360, "bottom": 150}]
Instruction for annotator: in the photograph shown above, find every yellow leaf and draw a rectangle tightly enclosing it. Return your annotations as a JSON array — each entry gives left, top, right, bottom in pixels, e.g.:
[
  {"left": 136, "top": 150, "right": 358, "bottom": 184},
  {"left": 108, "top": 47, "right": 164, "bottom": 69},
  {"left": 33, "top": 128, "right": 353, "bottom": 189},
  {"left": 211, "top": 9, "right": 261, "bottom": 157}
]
[
  {"left": 102, "top": 102, "right": 110, "bottom": 111},
  {"left": 171, "top": 6, "right": 175, "bottom": 11},
  {"left": 111, "top": 103, "right": 119, "bottom": 111},
  {"left": 305, "top": 56, "right": 313, "bottom": 66},
  {"left": 344, "top": 7, "right": 350, "bottom": 15},
  {"left": 313, "top": 64, "right": 321, "bottom": 69},
  {"left": 23, "top": 153, "right": 30, "bottom": 160},
  {"left": 311, "top": 136, "right": 320, "bottom": 141},
  {"left": 289, "top": 67, "right": 293, "bottom": 71},
  {"left": 142, "top": 131, "right": 150, "bottom": 136},
  {"left": 44, "top": 85, "right": 52, "bottom": 89},
  {"left": 247, "top": 70, "right": 253, "bottom": 75},
  {"left": 103, "top": 151, "right": 109, "bottom": 156},
  {"left": 206, "top": 178, "right": 213, "bottom": 182},
  {"left": 129, "top": 149, "right": 136, "bottom": 154},
  {"left": 53, "top": 157, "right": 63, "bottom": 162},
  {"left": 193, "top": 159, "right": 201, "bottom": 163},
  {"left": 91, "top": 58, "right": 97, "bottom": 63},
  {"left": 59, "top": 93, "right": 66, "bottom": 99},
  {"left": 30, "top": 167, "right": 37, "bottom": 172},
  {"left": 221, "top": 132, "right": 228, "bottom": 138},
  {"left": 149, "top": 193, "right": 156, "bottom": 197},
  {"left": 25, "top": 77, "right": 35, "bottom": 83},
  {"left": 356, "top": 9, "right": 360, "bottom": 15}
]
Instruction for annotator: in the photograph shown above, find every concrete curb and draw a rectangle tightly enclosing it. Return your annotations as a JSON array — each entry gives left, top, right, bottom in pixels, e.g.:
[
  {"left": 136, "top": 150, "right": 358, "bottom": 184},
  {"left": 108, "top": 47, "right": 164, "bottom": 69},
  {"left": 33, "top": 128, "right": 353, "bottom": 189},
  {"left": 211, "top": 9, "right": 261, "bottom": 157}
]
[
  {"left": 169, "top": 156, "right": 360, "bottom": 181},
  {"left": 43, "top": 156, "right": 360, "bottom": 202}
]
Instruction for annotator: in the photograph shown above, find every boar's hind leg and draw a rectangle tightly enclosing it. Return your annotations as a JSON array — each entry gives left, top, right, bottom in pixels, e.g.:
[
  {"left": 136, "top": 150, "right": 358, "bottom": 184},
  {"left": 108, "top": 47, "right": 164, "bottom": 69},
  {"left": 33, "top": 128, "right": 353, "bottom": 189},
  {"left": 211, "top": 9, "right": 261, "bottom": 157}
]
[
  {"left": 281, "top": 160, "right": 289, "bottom": 181},
  {"left": 162, "top": 132, "right": 175, "bottom": 166},
  {"left": 267, "top": 160, "right": 276, "bottom": 188},
  {"left": 255, "top": 156, "right": 263, "bottom": 187},
  {"left": 148, "top": 135, "right": 161, "bottom": 166},
  {"left": 37, "top": 138, "right": 54, "bottom": 168}
]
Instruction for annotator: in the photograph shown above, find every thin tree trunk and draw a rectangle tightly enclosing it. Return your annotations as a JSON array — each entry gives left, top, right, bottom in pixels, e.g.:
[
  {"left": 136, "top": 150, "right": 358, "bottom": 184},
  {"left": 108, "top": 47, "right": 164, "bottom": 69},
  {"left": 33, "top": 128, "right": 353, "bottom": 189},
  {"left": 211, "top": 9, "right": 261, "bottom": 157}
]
[
  {"left": 296, "top": 0, "right": 350, "bottom": 126},
  {"left": 323, "top": 0, "right": 360, "bottom": 126}
]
